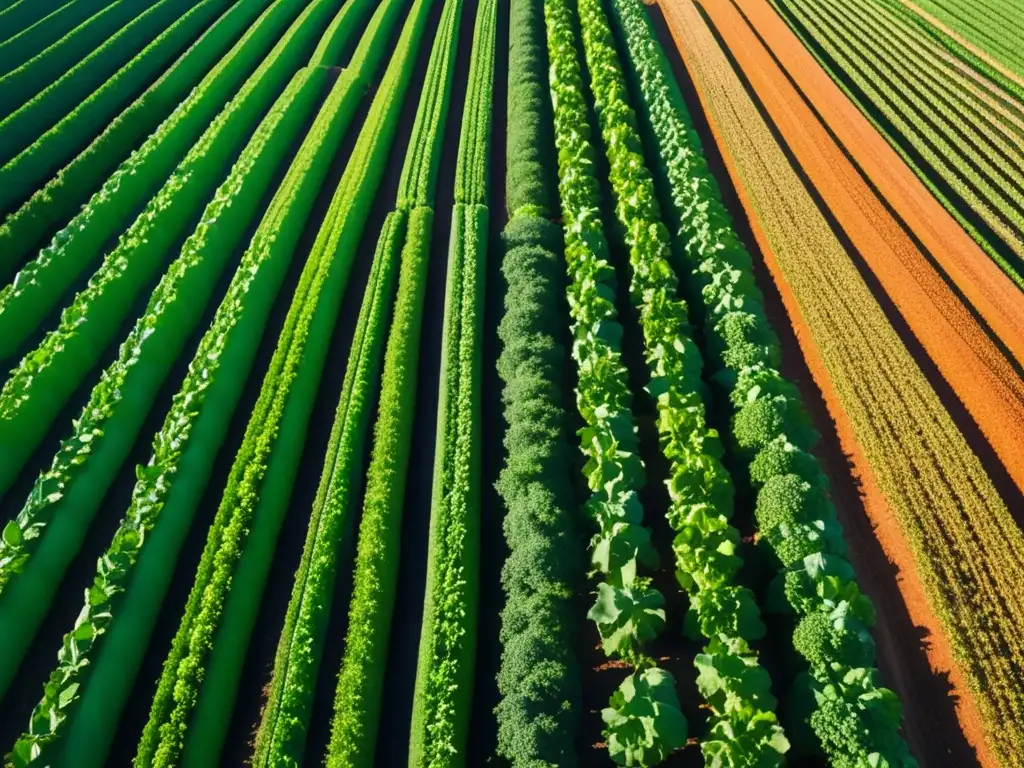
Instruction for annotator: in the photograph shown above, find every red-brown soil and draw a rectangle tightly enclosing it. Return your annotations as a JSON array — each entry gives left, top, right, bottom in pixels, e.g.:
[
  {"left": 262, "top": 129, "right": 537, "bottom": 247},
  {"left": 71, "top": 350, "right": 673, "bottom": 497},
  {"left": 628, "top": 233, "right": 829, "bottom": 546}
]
[{"left": 705, "top": 0, "right": 1024, "bottom": 499}]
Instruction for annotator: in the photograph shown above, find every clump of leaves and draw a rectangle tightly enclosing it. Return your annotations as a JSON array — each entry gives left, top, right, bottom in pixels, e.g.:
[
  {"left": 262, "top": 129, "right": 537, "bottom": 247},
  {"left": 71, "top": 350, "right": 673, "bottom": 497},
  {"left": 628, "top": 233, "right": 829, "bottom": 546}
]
[{"left": 602, "top": 667, "right": 687, "bottom": 766}]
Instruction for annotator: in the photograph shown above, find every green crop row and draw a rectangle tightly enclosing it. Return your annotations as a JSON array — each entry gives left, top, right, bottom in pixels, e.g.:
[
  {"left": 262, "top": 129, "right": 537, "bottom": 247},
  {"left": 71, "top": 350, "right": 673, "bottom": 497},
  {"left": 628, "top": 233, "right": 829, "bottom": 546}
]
[
  {"left": 0, "top": 65, "right": 331, "bottom": 768},
  {"left": 0, "top": 0, "right": 278, "bottom": 277},
  {"left": 608, "top": 0, "right": 916, "bottom": 765},
  {"left": 0, "top": 65, "right": 323, "bottom": 705},
  {"left": 0, "top": 0, "right": 114, "bottom": 78},
  {"left": 453, "top": 0, "right": 496, "bottom": 205},
  {"left": 249, "top": 7, "right": 416, "bottom": 762},
  {"left": 494, "top": 0, "right": 582, "bottom": 762},
  {"left": 0, "top": 0, "right": 199, "bottom": 164},
  {"left": 494, "top": 214, "right": 582, "bottom": 767},
  {"left": 543, "top": 0, "right": 686, "bottom": 764},
  {"left": 0, "top": 0, "right": 164, "bottom": 118},
  {"left": 577, "top": 0, "right": 788, "bottom": 765},
  {"left": 0, "top": 0, "right": 345, "bottom": 499},
  {"left": 325, "top": 205, "right": 431, "bottom": 768},
  {"left": 0, "top": 0, "right": 316, "bottom": 348},
  {"left": 256, "top": 208, "right": 407, "bottom": 768},
  {"left": 409, "top": 201, "right": 486, "bottom": 767},
  {"left": 0, "top": 0, "right": 252, "bottom": 216},
  {"left": 505, "top": 0, "right": 558, "bottom": 219},
  {"left": 0, "top": 0, "right": 67, "bottom": 47},
  {"left": 395, "top": 0, "right": 461, "bottom": 210},
  {"left": 134, "top": 1, "right": 431, "bottom": 762},
  {"left": 774, "top": 0, "right": 1024, "bottom": 285}
]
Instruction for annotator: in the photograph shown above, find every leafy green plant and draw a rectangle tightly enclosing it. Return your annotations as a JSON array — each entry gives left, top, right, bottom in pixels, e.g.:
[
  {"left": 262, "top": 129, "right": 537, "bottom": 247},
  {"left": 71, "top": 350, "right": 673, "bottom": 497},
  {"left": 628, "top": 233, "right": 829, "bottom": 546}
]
[
  {"left": 606, "top": 0, "right": 914, "bottom": 763},
  {"left": 602, "top": 668, "right": 688, "bottom": 767}
]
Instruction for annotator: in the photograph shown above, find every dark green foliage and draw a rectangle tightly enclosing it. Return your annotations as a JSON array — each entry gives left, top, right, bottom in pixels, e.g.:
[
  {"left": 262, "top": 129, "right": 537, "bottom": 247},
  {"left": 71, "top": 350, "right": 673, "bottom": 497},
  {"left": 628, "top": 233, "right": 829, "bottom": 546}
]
[
  {"left": 495, "top": 211, "right": 582, "bottom": 766},
  {"left": 505, "top": 0, "right": 559, "bottom": 218}
]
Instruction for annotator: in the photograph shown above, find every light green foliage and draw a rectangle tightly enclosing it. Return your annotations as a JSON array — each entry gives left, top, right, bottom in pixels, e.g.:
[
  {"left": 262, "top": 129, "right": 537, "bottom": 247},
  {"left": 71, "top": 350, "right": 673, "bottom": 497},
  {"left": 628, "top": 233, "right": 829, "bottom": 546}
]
[
  {"left": 454, "top": 0, "right": 496, "bottom": 205},
  {"left": 325, "top": 206, "right": 433, "bottom": 768},
  {"left": 602, "top": 668, "right": 688, "bottom": 767},
  {"left": 395, "top": 0, "right": 461, "bottom": 209},
  {"left": 576, "top": 0, "right": 789, "bottom": 761},
  {"left": 253, "top": 206, "right": 407, "bottom": 767},
  {"left": 409, "top": 201, "right": 486, "bottom": 767}
]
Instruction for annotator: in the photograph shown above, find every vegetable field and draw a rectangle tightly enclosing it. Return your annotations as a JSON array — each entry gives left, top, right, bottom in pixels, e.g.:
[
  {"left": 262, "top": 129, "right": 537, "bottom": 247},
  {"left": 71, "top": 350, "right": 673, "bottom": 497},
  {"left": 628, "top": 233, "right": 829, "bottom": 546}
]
[{"left": 0, "top": 0, "right": 1021, "bottom": 765}]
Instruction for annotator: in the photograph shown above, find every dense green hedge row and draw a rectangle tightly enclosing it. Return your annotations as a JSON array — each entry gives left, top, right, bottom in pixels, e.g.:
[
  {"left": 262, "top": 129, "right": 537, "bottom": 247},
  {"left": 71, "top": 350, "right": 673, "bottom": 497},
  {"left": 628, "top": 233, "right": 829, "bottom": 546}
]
[
  {"left": 0, "top": 0, "right": 277, "bottom": 276},
  {"left": 0, "top": 0, "right": 163, "bottom": 117},
  {"left": 325, "top": 204, "right": 431, "bottom": 767},
  {"left": 134, "top": 0, "right": 428, "bottom": 762},
  {"left": 505, "top": 0, "right": 558, "bottom": 219},
  {"left": 410, "top": 201, "right": 487, "bottom": 767},
  {"left": 0, "top": 0, "right": 343, "bottom": 501},
  {"left": 543, "top": 1, "right": 688, "bottom": 764},
  {"left": 608, "top": 1, "right": 915, "bottom": 766},
  {"left": 494, "top": 0, "right": 582, "bottom": 762},
  {"left": 0, "top": 0, "right": 113, "bottom": 78},
  {"left": 576, "top": 1, "right": 789, "bottom": 765},
  {"left": 494, "top": 214, "right": 582, "bottom": 767},
  {"left": 0, "top": 67, "right": 327, "bottom": 768},
  {"left": 0, "top": 0, "right": 200, "bottom": 164}
]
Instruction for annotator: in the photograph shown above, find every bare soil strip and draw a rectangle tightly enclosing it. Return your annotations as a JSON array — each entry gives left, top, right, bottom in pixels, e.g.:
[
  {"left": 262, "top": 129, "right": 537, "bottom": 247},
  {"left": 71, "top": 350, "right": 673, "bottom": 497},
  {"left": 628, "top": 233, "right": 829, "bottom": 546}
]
[
  {"left": 718, "top": 0, "right": 1024, "bottom": 499},
  {"left": 657, "top": 1, "right": 1024, "bottom": 764}
]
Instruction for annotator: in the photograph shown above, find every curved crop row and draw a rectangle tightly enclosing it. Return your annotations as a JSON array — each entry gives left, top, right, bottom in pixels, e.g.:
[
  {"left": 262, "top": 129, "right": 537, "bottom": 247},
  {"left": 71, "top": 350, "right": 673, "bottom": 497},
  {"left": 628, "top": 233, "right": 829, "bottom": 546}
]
[
  {"left": 0, "top": 0, "right": 257, "bottom": 216},
  {"left": 576, "top": 1, "right": 789, "bottom": 764},
  {"left": 0, "top": 0, "right": 312, "bottom": 345},
  {"left": 453, "top": 0, "right": 496, "bottom": 205},
  {"left": 0, "top": 0, "right": 165, "bottom": 117},
  {"left": 0, "top": 0, "right": 114, "bottom": 78},
  {"left": 0, "top": 66, "right": 323, "bottom": 701},
  {"left": 409, "top": 201, "right": 486, "bottom": 767},
  {"left": 248, "top": 2, "right": 417, "bottom": 762},
  {"left": 0, "top": 0, "right": 279, "bottom": 277},
  {"left": 493, "top": 0, "right": 582, "bottom": 763},
  {"left": 0, "top": 0, "right": 67, "bottom": 47},
  {"left": 0, "top": 0, "right": 199, "bottom": 164},
  {"left": 324, "top": 205, "right": 432, "bottom": 768},
  {"left": 543, "top": 1, "right": 687, "bottom": 764},
  {"left": 134, "top": 2, "right": 433, "bottom": 762},
  {"left": 394, "top": 0, "right": 462, "bottom": 210},
  {"left": 0, "top": 63, "right": 343, "bottom": 768},
  {"left": 617, "top": 0, "right": 918, "bottom": 764},
  {"left": 0, "top": 0, "right": 345, "bottom": 497}
]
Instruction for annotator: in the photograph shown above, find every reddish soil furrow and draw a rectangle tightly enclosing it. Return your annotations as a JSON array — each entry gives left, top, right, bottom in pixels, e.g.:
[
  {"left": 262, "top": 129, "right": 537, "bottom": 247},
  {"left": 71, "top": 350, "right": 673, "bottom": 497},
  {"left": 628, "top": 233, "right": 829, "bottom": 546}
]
[
  {"left": 657, "top": 1, "right": 1024, "bottom": 764},
  {"left": 704, "top": 0, "right": 1024, "bottom": 497}
]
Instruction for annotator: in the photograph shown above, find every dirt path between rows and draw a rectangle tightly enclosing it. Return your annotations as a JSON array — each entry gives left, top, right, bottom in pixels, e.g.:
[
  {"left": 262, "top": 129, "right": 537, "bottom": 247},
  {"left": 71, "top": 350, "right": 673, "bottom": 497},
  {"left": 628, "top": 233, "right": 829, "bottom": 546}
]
[{"left": 711, "top": 0, "right": 1024, "bottom": 500}]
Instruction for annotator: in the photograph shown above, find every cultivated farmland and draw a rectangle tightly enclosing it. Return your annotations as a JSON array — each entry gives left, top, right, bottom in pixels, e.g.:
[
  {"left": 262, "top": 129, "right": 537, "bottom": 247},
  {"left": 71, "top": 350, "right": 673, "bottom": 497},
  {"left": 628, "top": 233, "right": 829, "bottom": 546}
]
[{"left": 0, "top": 0, "right": 1022, "bottom": 765}]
